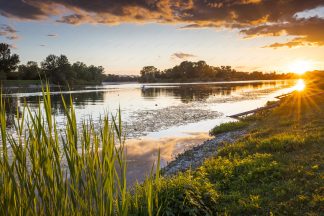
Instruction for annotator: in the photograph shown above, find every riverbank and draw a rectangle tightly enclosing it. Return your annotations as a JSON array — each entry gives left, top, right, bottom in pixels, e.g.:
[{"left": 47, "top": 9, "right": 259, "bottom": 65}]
[{"left": 155, "top": 79, "right": 324, "bottom": 215}]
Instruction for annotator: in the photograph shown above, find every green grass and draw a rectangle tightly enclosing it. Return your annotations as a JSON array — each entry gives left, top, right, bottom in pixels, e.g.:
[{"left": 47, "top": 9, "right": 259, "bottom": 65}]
[
  {"left": 0, "top": 85, "right": 160, "bottom": 215},
  {"left": 210, "top": 121, "right": 249, "bottom": 136}
]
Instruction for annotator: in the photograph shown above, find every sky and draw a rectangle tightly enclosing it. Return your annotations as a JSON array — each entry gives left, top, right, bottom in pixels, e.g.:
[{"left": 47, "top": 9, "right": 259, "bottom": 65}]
[{"left": 1, "top": 0, "right": 324, "bottom": 75}]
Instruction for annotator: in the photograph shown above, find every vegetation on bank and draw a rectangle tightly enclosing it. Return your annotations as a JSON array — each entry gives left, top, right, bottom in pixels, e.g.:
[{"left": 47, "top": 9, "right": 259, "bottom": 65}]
[
  {"left": 104, "top": 74, "right": 139, "bottom": 82},
  {"left": 0, "top": 79, "right": 41, "bottom": 86},
  {"left": 0, "top": 43, "right": 105, "bottom": 85},
  {"left": 210, "top": 121, "right": 249, "bottom": 136},
  {"left": 148, "top": 72, "right": 324, "bottom": 215},
  {"left": 140, "top": 61, "right": 297, "bottom": 83},
  {"left": 0, "top": 85, "right": 162, "bottom": 215}
]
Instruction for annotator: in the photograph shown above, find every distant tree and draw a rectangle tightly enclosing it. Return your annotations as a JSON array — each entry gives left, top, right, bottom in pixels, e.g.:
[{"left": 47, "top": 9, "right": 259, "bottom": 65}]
[
  {"left": 18, "top": 61, "right": 41, "bottom": 80},
  {"left": 140, "top": 66, "right": 159, "bottom": 82},
  {"left": 139, "top": 61, "right": 293, "bottom": 83},
  {"left": 41, "top": 54, "right": 73, "bottom": 84},
  {"left": 72, "top": 61, "right": 89, "bottom": 80},
  {"left": 0, "top": 43, "right": 20, "bottom": 80},
  {"left": 88, "top": 65, "right": 104, "bottom": 82},
  {"left": 71, "top": 62, "right": 105, "bottom": 84},
  {"left": 104, "top": 74, "right": 139, "bottom": 82}
]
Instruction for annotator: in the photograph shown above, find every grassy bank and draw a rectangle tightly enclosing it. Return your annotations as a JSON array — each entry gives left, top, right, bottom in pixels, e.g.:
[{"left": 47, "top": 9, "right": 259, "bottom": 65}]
[
  {"left": 141, "top": 74, "right": 324, "bottom": 215},
  {"left": 1, "top": 80, "right": 42, "bottom": 87}
]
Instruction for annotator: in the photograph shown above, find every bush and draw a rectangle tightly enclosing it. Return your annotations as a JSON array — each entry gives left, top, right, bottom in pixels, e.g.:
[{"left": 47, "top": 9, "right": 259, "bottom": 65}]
[{"left": 210, "top": 121, "right": 248, "bottom": 136}]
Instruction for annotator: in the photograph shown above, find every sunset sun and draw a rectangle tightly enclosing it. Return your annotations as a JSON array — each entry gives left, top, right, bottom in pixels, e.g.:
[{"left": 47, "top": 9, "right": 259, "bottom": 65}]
[{"left": 288, "top": 60, "right": 313, "bottom": 75}]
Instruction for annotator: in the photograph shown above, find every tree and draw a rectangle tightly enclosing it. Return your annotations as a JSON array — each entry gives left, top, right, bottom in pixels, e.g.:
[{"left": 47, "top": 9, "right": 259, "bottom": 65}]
[
  {"left": 140, "top": 66, "right": 159, "bottom": 82},
  {"left": 72, "top": 62, "right": 105, "bottom": 84},
  {"left": 73, "top": 61, "right": 88, "bottom": 80},
  {"left": 18, "top": 61, "right": 41, "bottom": 80},
  {"left": 41, "top": 54, "right": 73, "bottom": 84},
  {"left": 0, "top": 43, "right": 20, "bottom": 80}
]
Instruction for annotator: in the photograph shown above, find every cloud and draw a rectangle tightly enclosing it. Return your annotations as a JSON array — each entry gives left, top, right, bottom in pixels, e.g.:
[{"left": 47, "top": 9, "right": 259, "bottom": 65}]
[
  {"left": 242, "top": 17, "right": 324, "bottom": 48},
  {"left": 8, "top": 44, "right": 17, "bottom": 49},
  {"left": 1, "top": 0, "right": 324, "bottom": 47},
  {"left": 0, "top": 24, "right": 19, "bottom": 40},
  {"left": 47, "top": 33, "right": 58, "bottom": 37},
  {"left": 172, "top": 52, "right": 196, "bottom": 59}
]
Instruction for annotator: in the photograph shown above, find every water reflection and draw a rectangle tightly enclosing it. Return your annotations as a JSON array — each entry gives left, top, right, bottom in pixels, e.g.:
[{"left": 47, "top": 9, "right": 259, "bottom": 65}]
[
  {"left": 4, "top": 80, "right": 294, "bottom": 128},
  {"left": 3, "top": 80, "right": 297, "bottom": 184},
  {"left": 140, "top": 82, "right": 285, "bottom": 103},
  {"left": 125, "top": 132, "right": 211, "bottom": 185},
  {"left": 293, "top": 79, "right": 306, "bottom": 91}
]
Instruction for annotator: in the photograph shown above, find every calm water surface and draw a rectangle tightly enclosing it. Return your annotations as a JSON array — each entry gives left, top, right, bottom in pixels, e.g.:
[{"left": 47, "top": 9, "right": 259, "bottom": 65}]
[{"left": 5, "top": 80, "right": 300, "bottom": 183}]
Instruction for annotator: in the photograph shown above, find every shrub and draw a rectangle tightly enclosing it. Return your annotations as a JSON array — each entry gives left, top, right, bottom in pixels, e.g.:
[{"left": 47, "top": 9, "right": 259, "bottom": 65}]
[{"left": 210, "top": 121, "right": 248, "bottom": 136}]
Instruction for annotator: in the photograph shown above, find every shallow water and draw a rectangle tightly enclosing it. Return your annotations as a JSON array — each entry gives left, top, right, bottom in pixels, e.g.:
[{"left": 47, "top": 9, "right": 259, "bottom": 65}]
[{"left": 4, "top": 80, "right": 300, "bottom": 184}]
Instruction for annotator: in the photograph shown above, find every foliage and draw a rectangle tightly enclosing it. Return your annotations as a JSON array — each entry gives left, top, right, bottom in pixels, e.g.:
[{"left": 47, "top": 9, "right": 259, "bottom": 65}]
[
  {"left": 41, "top": 54, "right": 73, "bottom": 84},
  {"left": 140, "top": 60, "right": 297, "bottom": 83},
  {"left": 72, "top": 61, "right": 105, "bottom": 84},
  {"left": 0, "top": 43, "right": 20, "bottom": 80},
  {"left": 133, "top": 172, "right": 219, "bottom": 215},
  {"left": 0, "top": 86, "right": 159, "bottom": 215},
  {"left": 0, "top": 43, "right": 105, "bottom": 85},
  {"left": 210, "top": 121, "right": 249, "bottom": 136},
  {"left": 18, "top": 61, "right": 42, "bottom": 80},
  {"left": 104, "top": 74, "right": 139, "bottom": 82},
  {"left": 140, "top": 66, "right": 160, "bottom": 83}
]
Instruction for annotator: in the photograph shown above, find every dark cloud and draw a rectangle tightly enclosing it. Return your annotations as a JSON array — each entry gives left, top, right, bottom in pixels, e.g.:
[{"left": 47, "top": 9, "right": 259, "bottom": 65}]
[
  {"left": 172, "top": 52, "right": 196, "bottom": 59},
  {"left": 242, "top": 17, "right": 324, "bottom": 48},
  {"left": 0, "top": 0, "right": 49, "bottom": 20},
  {"left": 1, "top": 0, "right": 324, "bottom": 47},
  {"left": 0, "top": 24, "right": 19, "bottom": 40},
  {"left": 47, "top": 34, "right": 58, "bottom": 37}
]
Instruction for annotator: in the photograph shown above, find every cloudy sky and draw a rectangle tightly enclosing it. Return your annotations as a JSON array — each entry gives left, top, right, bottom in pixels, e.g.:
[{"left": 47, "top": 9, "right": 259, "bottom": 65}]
[{"left": 1, "top": 0, "right": 324, "bottom": 74}]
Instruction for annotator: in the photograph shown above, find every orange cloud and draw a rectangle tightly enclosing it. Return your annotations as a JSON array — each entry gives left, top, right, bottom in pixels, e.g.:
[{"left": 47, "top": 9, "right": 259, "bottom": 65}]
[
  {"left": 1, "top": 0, "right": 324, "bottom": 48},
  {"left": 242, "top": 17, "right": 324, "bottom": 48}
]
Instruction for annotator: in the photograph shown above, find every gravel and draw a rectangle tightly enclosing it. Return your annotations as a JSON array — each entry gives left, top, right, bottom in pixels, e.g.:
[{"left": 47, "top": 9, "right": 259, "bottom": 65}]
[{"left": 162, "top": 129, "right": 247, "bottom": 176}]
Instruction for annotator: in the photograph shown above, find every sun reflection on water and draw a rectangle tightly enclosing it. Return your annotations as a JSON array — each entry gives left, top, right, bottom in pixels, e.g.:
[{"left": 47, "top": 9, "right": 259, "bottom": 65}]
[{"left": 294, "top": 79, "right": 306, "bottom": 91}]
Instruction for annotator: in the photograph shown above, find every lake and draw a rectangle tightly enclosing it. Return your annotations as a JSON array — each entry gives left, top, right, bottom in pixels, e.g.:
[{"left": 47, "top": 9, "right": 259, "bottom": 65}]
[{"left": 4, "top": 80, "right": 300, "bottom": 183}]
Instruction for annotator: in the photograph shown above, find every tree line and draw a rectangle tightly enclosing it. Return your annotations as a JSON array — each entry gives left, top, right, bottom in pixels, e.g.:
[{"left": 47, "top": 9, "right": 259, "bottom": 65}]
[
  {"left": 0, "top": 43, "right": 105, "bottom": 85},
  {"left": 140, "top": 61, "right": 297, "bottom": 83},
  {"left": 103, "top": 74, "right": 139, "bottom": 82}
]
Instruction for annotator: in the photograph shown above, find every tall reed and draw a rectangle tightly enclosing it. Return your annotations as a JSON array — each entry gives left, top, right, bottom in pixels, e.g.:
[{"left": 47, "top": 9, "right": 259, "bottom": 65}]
[{"left": 0, "top": 85, "right": 161, "bottom": 215}]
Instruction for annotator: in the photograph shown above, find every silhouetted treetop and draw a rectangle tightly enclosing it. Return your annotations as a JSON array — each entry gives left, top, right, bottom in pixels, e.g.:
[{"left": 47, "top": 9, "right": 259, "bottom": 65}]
[
  {"left": 0, "top": 43, "right": 20, "bottom": 80},
  {"left": 140, "top": 61, "right": 296, "bottom": 83}
]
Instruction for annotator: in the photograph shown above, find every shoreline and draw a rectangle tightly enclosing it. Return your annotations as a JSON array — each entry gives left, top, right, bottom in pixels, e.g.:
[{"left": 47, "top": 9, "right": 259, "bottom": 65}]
[
  {"left": 162, "top": 128, "right": 248, "bottom": 176},
  {"left": 161, "top": 91, "right": 288, "bottom": 176}
]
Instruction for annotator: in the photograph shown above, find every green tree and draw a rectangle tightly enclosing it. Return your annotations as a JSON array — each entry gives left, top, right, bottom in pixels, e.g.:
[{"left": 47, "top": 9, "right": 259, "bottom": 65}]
[
  {"left": 41, "top": 54, "right": 74, "bottom": 84},
  {"left": 140, "top": 66, "right": 159, "bottom": 82},
  {"left": 72, "top": 61, "right": 89, "bottom": 80},
  {"left": 0, "top": 43, "right": 20, "bottom": 80},
  {"left": 18, "top": 61, "right": 41, "bottom": 80}
]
